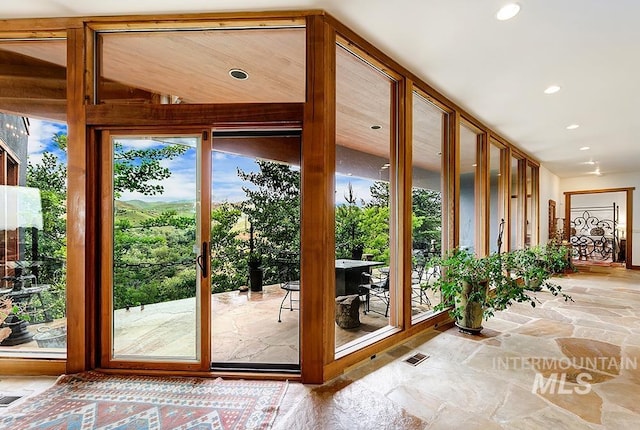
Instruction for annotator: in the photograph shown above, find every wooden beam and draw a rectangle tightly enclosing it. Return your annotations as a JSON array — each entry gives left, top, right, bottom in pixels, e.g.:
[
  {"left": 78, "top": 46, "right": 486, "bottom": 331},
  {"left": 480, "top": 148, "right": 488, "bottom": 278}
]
[
  {"left": 0, "top": 76, "right": 154, "bottom": 105},
  {"left": 86, "top": 103, "right": 303, "bottom": 127},
  {"left": 66, "top": 26, "right": 88, "bottom": 373},
  {"left": 0, "top": 75, "right": 65, "bottom": 99},
  {"left": 301, "top": 15, "right": 335, "bottom": 384},
  {"left": 0, "top": 63, "right": 66, "bottom": 80},
  {"left": 0, "top": 99, "right": 66, "bottom": 122}
]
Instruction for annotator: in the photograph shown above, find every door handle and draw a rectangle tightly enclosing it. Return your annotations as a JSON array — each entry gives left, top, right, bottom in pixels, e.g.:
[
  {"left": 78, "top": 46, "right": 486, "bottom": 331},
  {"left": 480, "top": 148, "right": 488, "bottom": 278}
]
[{"left": 197, "top": 241, "right": 209, "bottom": 278}]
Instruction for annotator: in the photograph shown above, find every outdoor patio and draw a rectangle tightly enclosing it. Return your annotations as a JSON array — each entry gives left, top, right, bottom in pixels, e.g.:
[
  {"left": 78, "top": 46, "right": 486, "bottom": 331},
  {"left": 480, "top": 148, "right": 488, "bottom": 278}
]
[{"left": 1, "top": 282, "right": 438, "bottom": 363}]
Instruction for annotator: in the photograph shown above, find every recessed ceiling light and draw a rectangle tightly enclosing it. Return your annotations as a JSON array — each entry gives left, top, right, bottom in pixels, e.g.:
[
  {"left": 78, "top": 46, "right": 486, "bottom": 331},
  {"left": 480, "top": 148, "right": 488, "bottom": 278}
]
[
  {"left": 579, "top": 146, "right": 590, "bottom": 151},
  {"left": 229, "top": 69, "right": 249, "bottom": 80},
  {"left": 544, "top": 85, "right": 561, "bottom": 94},
  {"left": 566, "top": 124, "right": 580, "bottom": 130},
  {"left": 472, "top": 163, "right": 477, "bottom": 167},
  {"left": 582, "top": 160, "right": 596, "bottom": 165},
  {"left": 496, "top": 3, "right": 521, "bottom": 21},
  {"left": 371, "top": 125, "right": 382, "bottom": 130}
]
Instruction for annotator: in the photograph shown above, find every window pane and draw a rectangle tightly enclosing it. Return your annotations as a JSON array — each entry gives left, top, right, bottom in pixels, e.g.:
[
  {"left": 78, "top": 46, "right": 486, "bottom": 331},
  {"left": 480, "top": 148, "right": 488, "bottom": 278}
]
[
  {"left": 335, "top": 43, "right": 396, "bottom": 353},
  {"left": 489, "top": 143, "right": 505, "bottom": 253},
  {"left": 0, "top": 40, "right": 68, "bottom": 358},
  {"left": 459, "top": 123, "right": 478, "bottom": 252},
  {"left": 510, "top": 155, "right": 523, "bottom": 250},
  {"left": 411, "top": 91, "right": 444, "bottom": 322}
]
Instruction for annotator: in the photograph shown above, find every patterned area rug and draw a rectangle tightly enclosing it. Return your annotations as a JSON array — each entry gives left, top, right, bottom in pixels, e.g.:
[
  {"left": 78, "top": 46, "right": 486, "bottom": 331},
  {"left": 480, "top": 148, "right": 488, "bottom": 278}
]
[{"left": 0, "top": 371, "right": 287, "bottom": 429}]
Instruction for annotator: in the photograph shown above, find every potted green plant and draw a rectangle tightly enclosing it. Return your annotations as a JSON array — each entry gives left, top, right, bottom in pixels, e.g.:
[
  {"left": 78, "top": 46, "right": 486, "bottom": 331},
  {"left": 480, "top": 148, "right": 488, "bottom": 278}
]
[
  {"left": 427, "top": 248, "right": 572, "bottom": 334},
  {"left": 248, "top": 252, "right": 263, "bottom": 292},
  {"left": 507, "top": 246, "right": 549, "bottom": 291},
  {"left": 541, "top": 241, "right": 575, "bottom": 274},
  {"left": 0, "top": 297, "right": 15, "bottom": 344}
]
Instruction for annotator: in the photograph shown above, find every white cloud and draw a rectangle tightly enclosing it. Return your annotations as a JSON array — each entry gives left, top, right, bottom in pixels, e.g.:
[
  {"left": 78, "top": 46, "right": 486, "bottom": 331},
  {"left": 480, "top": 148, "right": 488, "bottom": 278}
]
[{"left": 27, "top": 119, "right": 66, "bottom": 156}]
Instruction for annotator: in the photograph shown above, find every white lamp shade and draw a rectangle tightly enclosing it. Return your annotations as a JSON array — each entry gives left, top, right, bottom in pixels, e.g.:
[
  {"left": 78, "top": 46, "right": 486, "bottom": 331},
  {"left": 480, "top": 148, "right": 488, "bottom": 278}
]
[{"left": 0, "top": 185, "right": 44, "bottom": 231}]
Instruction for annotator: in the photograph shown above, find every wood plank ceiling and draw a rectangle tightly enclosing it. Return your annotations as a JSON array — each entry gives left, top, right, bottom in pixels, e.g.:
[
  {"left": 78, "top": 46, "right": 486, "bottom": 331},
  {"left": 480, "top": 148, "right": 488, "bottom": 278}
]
[{"left": 0, "top": 26, "right": 442, "bottom": 173}]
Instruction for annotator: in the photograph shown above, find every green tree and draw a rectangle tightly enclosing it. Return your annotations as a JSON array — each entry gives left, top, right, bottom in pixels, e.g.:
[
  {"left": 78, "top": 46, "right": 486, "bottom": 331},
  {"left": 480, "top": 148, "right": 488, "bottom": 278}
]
[
  {"left": 412, "top": 188, "right": 442, "bottom": 249},
  {"left": 335, "top": 183, "right": 365, "bottom": 259},
  {"left": 25, "top": 132, "right": 190, "bottom": 311},
  {"left": 237, "top": 161, "right": 300, "bottom": 283},
  {"left": 209, "top": 204, "right": 247, "bottom": 293},
  {"left": 113, "top": 142, "right": 187, "bottom": 197}
]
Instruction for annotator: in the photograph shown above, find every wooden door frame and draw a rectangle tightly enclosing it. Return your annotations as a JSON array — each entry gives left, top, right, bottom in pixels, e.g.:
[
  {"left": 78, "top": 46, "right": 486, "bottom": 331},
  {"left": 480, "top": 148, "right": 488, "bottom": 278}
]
[
  {"left": 564, "top": 187, "right": 635, "bottom": 269},
  {"left": 98, "top": 128, "right": 211, "bottom": 371},
  {"left": 89, "top": 103, "right": 304, "bottom": 375}
]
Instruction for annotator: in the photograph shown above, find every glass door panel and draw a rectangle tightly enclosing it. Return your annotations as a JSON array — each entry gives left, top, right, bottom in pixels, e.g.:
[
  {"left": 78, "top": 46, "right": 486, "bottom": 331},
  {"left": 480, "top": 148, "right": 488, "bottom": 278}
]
[
  {"left": 106, "top": 133, "right": 201, "bottom": 362},
  {"left": 210, "top": 132, "right": 301, "bottom": 368}
]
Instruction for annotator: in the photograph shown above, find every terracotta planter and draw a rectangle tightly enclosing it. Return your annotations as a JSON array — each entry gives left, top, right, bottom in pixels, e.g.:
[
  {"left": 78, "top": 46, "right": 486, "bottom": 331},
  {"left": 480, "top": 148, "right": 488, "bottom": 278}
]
[{"left": 455, "top": 279, "right": 489, "bottom": 334}]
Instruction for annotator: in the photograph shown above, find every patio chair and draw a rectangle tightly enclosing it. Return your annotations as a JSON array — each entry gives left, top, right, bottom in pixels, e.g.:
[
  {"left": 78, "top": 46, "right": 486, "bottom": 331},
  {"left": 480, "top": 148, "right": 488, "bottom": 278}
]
[
  {"left": 411, "top": 257, "right": 431, "bottom": 308},
  {"left": 359, "top": 270, "right": 390, "bottom": 317},
  {"left": 276, "top": 255, "right": 300, "bottom": 323}
]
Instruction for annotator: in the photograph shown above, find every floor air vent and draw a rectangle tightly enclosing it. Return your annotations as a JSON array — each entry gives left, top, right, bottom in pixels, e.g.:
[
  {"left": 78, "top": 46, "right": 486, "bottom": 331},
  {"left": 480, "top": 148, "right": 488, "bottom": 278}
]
[
  {"left": 0, "top": 395, "right": 22, "bottom": 407},
  {"left": 404, "top": 352, "right": 429, "bottom": 366}
]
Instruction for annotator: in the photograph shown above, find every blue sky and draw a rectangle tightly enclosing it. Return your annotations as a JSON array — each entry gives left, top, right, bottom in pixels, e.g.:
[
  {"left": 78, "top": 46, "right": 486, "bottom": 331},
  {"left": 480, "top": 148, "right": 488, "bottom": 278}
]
[
  {"left": 27, "top": 119, "right": 68, "bottom": 166},
  {"left": 28, "top": 120, "right": 377, "bottom": 205}
]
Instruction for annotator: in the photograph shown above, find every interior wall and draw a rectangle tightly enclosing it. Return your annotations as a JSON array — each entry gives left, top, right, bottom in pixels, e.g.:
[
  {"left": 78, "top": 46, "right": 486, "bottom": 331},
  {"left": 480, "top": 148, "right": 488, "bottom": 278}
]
[
  {"left": 539, "top": 165, "right": 560, "bottom": 244},
  {"left": 559, "top": 171, "right": 640, "bottom": 266}
]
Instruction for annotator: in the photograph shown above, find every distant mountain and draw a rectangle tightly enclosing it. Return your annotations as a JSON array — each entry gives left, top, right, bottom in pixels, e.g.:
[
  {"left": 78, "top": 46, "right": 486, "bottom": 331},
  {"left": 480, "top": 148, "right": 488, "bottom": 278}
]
[{"left": 115, "top": 200, "right": 196, "bottom": 223}]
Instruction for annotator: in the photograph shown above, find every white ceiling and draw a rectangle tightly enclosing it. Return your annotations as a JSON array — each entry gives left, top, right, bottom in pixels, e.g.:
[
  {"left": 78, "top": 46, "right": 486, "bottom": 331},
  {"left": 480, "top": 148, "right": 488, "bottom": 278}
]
[{"left": 2, "top": 0, "right": 639, "bottom": 178}]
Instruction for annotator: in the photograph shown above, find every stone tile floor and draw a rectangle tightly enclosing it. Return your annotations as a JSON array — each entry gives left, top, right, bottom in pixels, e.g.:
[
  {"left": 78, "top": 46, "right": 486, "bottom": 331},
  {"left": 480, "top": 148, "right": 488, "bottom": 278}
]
[
  {"left": 3, "top": 269, "right": 638, "bottom": 428},
  {"left": 272, "top": 268, "right": 640, "bottom": 429}
]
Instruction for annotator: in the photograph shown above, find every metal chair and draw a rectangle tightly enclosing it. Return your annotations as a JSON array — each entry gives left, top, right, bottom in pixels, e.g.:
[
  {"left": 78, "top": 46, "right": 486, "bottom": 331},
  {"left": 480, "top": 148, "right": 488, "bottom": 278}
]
[
  {"left": 276, "top": 255, "right": 300, "bottom": 323},
  {"left": 359, "top": 270, "right": 390, "bottom": 317}
]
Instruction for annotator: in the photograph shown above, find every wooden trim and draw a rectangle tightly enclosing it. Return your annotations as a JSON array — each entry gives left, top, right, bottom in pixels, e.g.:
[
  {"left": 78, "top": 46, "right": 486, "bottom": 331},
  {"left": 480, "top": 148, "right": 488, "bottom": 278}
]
[
  {"left": 626, "top": 189, "right": 633, "bottom": 269},
  {"left": 99, "top": 130, "right": 113, "bottom": 368},
  {"left": 0, "top": 30, "right": 69, "bottom": 38},
  {"left": 0, "top": 11, "right": 319, "bottom": 33},
  {"left": 476, "top": 132, "right": 489, "bottom": 256},
  {"left": 564, "top": 187, "right": 635, "bottom": 268},
  {"left": 66, "top": 26, "right": 88, "bottom": 373},
  {"left": 443, "top": 111, "right": 458, "bottom": 250},
  {"left": 412, "top": 85, "right": 454, "bottom": 115},
  {"left": 387, "top": 72, "right": 403, "bottom": 328},
  {"left": 99, "top": 128, "right": 210, "bottom": 372},
  {"left": 335, "top": 35, "right": 403, "bottom": 82},
  {"left": 504, "top": 148, "right": 513, "bottom": 250},
  {"left": 97, "top": 367, "right": 302, "bottom": 382},
  {"left": 324, "top": 311, "right": 451, "bottom": 380},
  {"left": 530, "top": 163, "right": 540, "bottom": 245},
  {"left": 563, "top": 187, "right": 636, "bottom": 195},
  {"left": 86, "top": 103, "right": 304, "bottom": 127},
  {"left": 0, "top": 358, "right": 66, "bottom": 375},
  {"left": 401, "top": 79, "right": 413, "bottom": 329},
  {"left": 499, "top": 146, "right": 509, "bottom": 253},
  {"left": 517, "top": 158, "right": 527, "bottom": 249},
  {"left": 200, "top": 130, "right": 212, "bottom": 371},
  {"left": 87, "top": 16, "right": 308, "bottom": 31},
  {"left": 301, "top": 14, "right": 335, "bottom": 384},
  {"left": 85, "top": 128, "right": 98, "bottom": 370}
]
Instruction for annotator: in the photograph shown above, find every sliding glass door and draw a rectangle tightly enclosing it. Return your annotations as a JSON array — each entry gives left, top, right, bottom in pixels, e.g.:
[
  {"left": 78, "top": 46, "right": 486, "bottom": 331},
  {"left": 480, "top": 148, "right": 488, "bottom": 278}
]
[
  {"left": 100, "top": 128, "right": 301, "bottom": 371},
  {"left": 210, "top": 131, "right": 301, "bottom": 370},
  {"left": 101, "top": 131, "right": 206, "bottom": 369}
]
